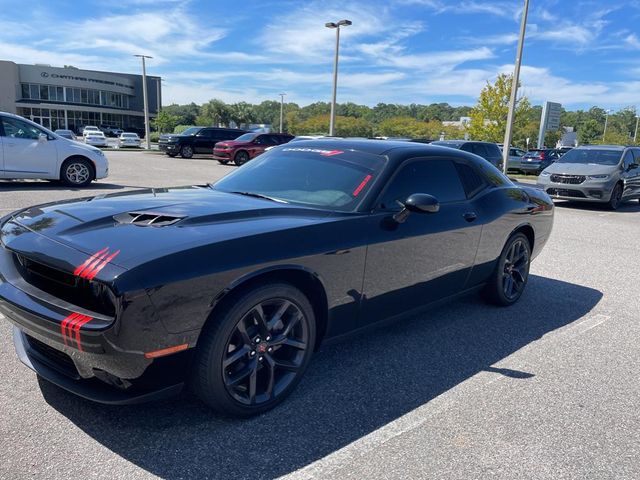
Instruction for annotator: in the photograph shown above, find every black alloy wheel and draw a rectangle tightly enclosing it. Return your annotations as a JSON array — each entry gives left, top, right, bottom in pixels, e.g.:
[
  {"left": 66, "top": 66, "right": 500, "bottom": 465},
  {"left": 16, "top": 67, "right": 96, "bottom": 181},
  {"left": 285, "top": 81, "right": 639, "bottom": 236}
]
[
  {"left": 483, "top": 232, "right": 531, "bottom": 306},
  {"left": 222, "top": 298, "right": 309, "bottom": 406},
  {"left": 234, "top": 151, "right": 250, "bottom": 166},
  {"left": 608, "top": 183, "right": 622, "bottom": 210},
  {"left": 180, "top": 145, "right": 194, "bottom": 159},
  {"left": 192, "top": 283, "right": 315, "bottom": 417}
]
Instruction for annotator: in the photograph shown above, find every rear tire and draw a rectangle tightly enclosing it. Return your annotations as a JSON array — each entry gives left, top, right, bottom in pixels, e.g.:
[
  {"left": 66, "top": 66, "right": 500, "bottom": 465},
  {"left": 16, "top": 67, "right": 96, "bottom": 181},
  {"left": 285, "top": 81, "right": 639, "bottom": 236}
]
[
  {"left": 180, "top": 145, "right": 194, "bottom": 159},
  {"left": 191, "top": 283, "right": 316, "bottom": 417},
  {"left": 483, "top": 233, "right": 531, "bottom": 306},
  {"left": 60, "top": 158, "right": 94, "bottom": 187}
]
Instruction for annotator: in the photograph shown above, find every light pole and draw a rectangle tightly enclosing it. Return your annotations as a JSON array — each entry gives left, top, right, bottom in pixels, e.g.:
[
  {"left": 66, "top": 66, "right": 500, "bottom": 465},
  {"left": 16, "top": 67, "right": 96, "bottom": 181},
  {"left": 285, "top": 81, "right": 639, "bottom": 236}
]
[
  {"left": 134, "top": 54, "right": 153, "bottom": 149},
  {"left": 501, "top": 0, "right": 529, "bottom": 175},
  {"left": 634, "top": 115, "right": 639, "bottom": 144},
  {"left": 325, "top": 19, "right": 352, "bottom": 136},
  {"left": 279, "top": 93, "right": 286, "bottom": 133},
  {"left": 602, "top": 109, "right": 612, "bottom": 142}
]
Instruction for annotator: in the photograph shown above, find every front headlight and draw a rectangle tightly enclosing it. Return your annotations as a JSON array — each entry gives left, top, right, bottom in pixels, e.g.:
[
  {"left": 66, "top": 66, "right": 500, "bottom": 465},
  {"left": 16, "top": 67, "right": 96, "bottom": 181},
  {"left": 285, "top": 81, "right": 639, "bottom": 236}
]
[
  {"left": 94, "top": 149, "right": 105, "bottom": 156},
  {"left": 587, "top": 174, "right": 609, "bottom": 180},
  {"left": 539, "top": 171, "right": 551, "bottom": 176}
]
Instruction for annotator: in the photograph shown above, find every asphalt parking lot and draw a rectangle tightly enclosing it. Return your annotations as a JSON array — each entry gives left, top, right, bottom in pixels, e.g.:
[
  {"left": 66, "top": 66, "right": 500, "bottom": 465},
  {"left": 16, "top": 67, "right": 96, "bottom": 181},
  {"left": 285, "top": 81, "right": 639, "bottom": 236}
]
[{"left": 1, "top": 150, "right": 639, "bottom": 479}]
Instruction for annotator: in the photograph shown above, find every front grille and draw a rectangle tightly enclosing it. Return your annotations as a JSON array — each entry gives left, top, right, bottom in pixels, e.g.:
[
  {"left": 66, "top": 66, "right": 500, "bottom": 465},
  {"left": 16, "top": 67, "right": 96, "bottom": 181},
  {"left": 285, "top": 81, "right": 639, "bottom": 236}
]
[
  {"left": 547, "top": 188, "right": 586, "bottom": 198},
  {"left": 26, "top": 335, "right": 79, "bottom": 378},
  {"left": 12, "top": 254, "right": 116, "bottom": 317},
  {"left": 550, "top": 174, "right": 586, "bottom": 184}
]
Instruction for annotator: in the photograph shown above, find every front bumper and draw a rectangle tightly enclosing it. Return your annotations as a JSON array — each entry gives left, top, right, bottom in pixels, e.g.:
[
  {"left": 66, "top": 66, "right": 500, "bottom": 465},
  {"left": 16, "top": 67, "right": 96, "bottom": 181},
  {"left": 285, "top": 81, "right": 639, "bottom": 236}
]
[
  {"left": 160, "top": 143, "right": 180, "bottom": 153},
  {"left": 213, "top": 151, "right": 232, "bottom": 161},
  {"left": 537, "top": 177, "right": 615, "bottom": 202}
]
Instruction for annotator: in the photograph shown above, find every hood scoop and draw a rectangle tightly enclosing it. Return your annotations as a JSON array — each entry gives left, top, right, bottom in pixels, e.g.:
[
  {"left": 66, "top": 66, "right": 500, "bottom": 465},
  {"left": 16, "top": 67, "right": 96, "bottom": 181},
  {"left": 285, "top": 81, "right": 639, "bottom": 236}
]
[{"left": 113, "top": 211, "right": 185, "bottom": 227}]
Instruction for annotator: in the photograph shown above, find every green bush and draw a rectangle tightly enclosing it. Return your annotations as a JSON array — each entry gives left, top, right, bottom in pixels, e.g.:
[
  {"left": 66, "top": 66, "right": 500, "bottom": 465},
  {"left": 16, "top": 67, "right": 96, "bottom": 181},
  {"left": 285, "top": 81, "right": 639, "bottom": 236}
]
[
  {"left": 174, "top": 124, "right": 196, "bottom": 134},
  {"left": 149, "top": 132, "right": 160, "bottom": 142}
]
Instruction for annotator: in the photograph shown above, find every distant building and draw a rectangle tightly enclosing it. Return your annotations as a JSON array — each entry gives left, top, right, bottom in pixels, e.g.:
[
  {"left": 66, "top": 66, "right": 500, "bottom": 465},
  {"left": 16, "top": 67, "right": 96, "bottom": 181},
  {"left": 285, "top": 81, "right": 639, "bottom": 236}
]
[
  {"left": 0, "top": 60, "right": 160, "bottom": 133},
  {"left": 442, "top": 116, "right": 472, "bottom": 129}
]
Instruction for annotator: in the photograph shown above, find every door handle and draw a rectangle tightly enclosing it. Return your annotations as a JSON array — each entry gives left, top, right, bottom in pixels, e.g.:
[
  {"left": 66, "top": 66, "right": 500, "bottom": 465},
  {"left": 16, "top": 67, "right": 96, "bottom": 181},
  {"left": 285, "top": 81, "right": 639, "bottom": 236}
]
[{"left": 463, "top": 212, "right": 477, "bottom": 222}]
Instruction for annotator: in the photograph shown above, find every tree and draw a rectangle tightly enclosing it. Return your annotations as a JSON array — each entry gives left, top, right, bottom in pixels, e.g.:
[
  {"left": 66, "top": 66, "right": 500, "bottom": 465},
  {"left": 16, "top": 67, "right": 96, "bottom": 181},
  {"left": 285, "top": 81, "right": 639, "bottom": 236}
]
[
  {"left": 578, "top": 119, "right": 602, "bottom": 144},
  {"left": 198, "top": 99, "right": 230, "bottom": 126},
  {"left": 162, "top": 103, "right": 200, "bottom": 125},
  {"left": 151, "top": 110, "right": 180, "bottom": 134},
  {"left": 228, "top": 102, "right": 255, "bottom": 126},
  {"left": 292, "top": 115, "right": 373, "bottom": 137},
  {"left": 376, "top": 116, "right": 453, "bottom": 139},
  {"left": 466, "top": 74, "right": 534, "bottom": 144}
]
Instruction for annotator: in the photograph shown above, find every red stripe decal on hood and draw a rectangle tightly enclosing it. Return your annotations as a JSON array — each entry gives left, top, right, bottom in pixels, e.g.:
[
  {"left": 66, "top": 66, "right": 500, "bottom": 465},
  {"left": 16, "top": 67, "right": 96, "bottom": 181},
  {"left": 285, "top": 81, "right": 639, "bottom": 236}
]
[{"left": 74, "top": 247, "right": 109, "bottom": 276}]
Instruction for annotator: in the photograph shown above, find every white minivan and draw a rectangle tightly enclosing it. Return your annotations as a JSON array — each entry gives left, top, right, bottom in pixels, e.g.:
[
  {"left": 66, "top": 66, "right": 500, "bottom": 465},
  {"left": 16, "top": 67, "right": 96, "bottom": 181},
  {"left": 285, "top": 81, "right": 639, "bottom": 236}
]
[{"left": 0, "top": 112, "right": 109, "bottom": 187}]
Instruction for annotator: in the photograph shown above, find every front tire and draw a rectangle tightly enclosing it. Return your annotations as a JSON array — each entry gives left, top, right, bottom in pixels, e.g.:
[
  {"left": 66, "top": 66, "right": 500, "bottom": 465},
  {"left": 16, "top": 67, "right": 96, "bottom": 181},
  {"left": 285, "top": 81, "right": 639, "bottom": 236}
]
[
  {"left": 608, "top": 183, "right": 622, "bottom": 210},
  {"left": 234, "top": 151, "right": 249, "bottom": 166},
  {"left": 192, "top": 283, "right": 316, "bottom": 417},
  {"left": 61, "top": 158, "right": 93, "bottom": 187},
  {"left": 483, "top": 233, "right": 531, "bottom": 306},
  {"left": 180, "top": 145, "right": 194, "bottom": 159}
]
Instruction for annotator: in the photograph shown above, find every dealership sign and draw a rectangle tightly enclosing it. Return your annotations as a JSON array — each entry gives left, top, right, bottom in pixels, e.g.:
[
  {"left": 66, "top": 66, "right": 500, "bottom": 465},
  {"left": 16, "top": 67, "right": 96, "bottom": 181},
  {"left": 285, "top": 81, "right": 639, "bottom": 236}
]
[
  {"left": 537, "top": 101, "right": 562, "bottom": 149},
  {"left": 40, "top": 71, "right": 134, "bottom": 90}
]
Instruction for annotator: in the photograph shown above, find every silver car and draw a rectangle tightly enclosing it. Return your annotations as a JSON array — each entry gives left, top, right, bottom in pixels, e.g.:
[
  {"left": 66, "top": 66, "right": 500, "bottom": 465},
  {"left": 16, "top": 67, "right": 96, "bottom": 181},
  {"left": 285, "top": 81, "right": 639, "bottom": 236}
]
[{"left": 537, "top": 145, "right": 640, "bottom": 209}]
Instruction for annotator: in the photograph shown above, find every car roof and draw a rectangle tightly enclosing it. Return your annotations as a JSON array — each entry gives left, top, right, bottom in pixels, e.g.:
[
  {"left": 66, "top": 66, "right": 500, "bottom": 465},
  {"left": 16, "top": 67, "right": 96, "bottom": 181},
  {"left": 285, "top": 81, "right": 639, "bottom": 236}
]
[{"left": 576, "top": 144, "right": 626, "bottom": 151}]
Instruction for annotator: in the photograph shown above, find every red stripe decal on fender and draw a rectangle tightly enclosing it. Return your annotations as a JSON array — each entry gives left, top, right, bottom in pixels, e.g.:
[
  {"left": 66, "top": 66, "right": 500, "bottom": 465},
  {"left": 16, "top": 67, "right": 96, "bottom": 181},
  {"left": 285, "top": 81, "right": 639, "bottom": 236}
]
[{"left": 74, "top": 247, "right": 109, "bottom": 276}]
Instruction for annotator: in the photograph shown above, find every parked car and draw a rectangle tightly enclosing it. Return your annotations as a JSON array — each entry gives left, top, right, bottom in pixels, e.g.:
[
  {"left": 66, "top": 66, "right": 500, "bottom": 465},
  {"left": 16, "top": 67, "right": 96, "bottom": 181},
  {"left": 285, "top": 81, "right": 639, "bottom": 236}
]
[
  {"left": 82, "top": 126, "right": 101, "bottom": 137},
  {"left": 431, "top": 140, "right": 503, "bottom": 169},
  {"left": 54, "top": 129, "right": 77, "bottom": 141},
  {"left": 0, "top": 139, "right": 553, "bottom": 416},
  {"left": 0, "top": 111, "right": 108, "bottom": 186},
  {"left": 520, "top": 149, "right": 562, "bottom": 174},
  {"left": 499, "top": 146, "right": 527, "bottom": 172},
  {"left": 84, "top": 131, "right": 108, "bottom": 147},
  {"left": 159, "top": 127, "right": 247, "bottom": 159},
  {"left": 117, "top": 132, "right": 141, "bottom": 148},
  {"left": 99, "top": 125, "right": 124, "bottom": 137},
  {"left": 537, "top": 145, "right": 640, "bottom": 209},
  {"left": 213, "top": 133, "right": 294, "bottom": 166}
]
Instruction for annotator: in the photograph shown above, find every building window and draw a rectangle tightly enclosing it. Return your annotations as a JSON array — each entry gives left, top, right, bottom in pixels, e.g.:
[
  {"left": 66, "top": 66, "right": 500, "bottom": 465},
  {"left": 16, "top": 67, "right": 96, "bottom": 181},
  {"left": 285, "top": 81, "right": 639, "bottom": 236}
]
[
  {"left": 30, "top": 84, "right": 40, "bottom": 100},
  {"left": 21, "top": 84, "right": 29, "bottom": 99}
]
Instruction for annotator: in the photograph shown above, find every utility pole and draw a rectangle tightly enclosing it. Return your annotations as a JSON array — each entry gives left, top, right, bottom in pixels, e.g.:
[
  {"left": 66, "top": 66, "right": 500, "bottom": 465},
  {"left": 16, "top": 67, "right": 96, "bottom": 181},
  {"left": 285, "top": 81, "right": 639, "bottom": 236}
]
[
  {"left": 134, "top": 54, "right": 153, "bottom": 149},
  {"left": 326, "top": 20, "right": 352, "bottom": 136},
  {"left": 634, "top": 115, "right": 639, "bottom": 143},
  {"left": 279, "top": 93, "right": 286, "bottom": 133},
  {"left": 501, "top": 0, "right": 529, "bottom": 174},
  {"left": 603, "top": 109, "right": 612, "bottom": 142}
]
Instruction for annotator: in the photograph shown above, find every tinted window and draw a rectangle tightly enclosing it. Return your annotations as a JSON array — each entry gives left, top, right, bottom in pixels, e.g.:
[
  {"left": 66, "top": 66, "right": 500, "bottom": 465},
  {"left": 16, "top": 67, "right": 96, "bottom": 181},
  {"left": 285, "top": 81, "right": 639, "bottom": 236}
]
[
  {"left": 485, "top": 144, "right": 502, "bottom": 158},
  {"left": 455, "top": 162, "right": 487, "bottom": 198},
  {"left": 213, "top": 148, "right": 387, "bottom": 211},
  {"left": 1, "top": 117, "right": 43, "bottom": 140},
  {"left": 557, "top": 148, "right": 622, "bottom": 165},
  {"left": 622, "top": 150, "right": 634, "bottom": 169},
  {"left": 197, "top": 129, "right": 213, "bottom": 138},
  {"left": 632, "top": 149, "right": 640, "bottom": 165},
  {"left": 459, "top": 143, "right": 473, "bottom": 152},
  {"left": 235, "top": 133, "right": 258, "bottom": 142},
  {"left": 471, "top": 143, "right": 489, "bottom": 158},
  {"left": 379, "top": 159, "right": 467, "bottom": 209}
]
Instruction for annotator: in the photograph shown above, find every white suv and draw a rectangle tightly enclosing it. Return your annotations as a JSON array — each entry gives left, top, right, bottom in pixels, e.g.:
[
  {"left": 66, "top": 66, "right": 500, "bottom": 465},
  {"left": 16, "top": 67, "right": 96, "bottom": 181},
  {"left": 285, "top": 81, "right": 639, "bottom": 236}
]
[
  {"left": 82, "top": 125, "right": 100, "bottom": 137},
  {"left": 0, "top": 112, "right": 109, "bottom": 187}
]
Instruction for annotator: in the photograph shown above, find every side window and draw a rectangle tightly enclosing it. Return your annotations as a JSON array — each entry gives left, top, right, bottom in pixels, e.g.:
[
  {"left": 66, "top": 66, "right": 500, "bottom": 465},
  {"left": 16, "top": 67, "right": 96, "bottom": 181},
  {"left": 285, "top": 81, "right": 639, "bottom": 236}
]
[
  {"left": 197, "top": 129, "right": 212, "bottom": 138},
  {"left": 1, "top": 117, "right": 42, "bottom": 140},
  {"left": 622, "top": 150, "right": 634, "bottom": 169},
  {"left": 455, "top": 162, "right": 488, "bottom": 198},
  {"left": 471, "top": 144, "right": 489, "bottom": 158},
  {"left": 460, "top": 143, "right": 473, "bottom": 153},
  {"left": 632, "top": 149, "right": 640, "bottom": 165},
  {"left": 255, "top": 135, "right": 269, "bottom": 145},
  {"left": 379, "top": 159, "right": 467, "bottom": 210}
]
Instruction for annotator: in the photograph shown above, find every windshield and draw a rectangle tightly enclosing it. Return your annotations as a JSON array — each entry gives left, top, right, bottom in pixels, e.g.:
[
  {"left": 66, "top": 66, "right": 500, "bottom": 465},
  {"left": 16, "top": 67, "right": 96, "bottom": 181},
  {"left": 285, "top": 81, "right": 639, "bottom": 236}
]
[
  {"left": 181, "top": 127, "right": 202, "bottom": 136},
  {"left": 234, "top": 133, "right": 258, "bottom": 142},
  {"left": 557, "top": 149, "right": 622, "bottom": 165},
  {"left": 212, "top": 147, "right": 387, "bottom": 211}
]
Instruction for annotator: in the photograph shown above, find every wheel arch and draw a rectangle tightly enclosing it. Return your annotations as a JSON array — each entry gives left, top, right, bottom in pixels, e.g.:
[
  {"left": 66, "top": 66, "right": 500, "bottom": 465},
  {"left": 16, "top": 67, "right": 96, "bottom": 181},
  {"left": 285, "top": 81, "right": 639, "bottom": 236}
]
[
  {"left": 208, "top": 265, "right": 329, "bottom": 350},
  {"left": 60, "top": 155, "right": 96, "bottom": 180},
  {"left": 510, "top": 223, "right": 535, "bottom": 252}
]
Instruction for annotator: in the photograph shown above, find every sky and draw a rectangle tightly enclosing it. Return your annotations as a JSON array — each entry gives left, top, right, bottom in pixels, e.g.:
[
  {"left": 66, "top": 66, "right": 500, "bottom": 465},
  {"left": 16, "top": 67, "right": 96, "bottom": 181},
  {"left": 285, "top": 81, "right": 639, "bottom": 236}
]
[{"left": 2, "top": 0, "right": 640, "bottom": 110}]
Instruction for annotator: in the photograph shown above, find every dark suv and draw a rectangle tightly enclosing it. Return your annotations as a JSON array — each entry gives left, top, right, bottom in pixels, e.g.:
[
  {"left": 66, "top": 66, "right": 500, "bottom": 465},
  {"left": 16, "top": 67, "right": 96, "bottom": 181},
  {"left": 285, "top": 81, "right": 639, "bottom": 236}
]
[
  {"left": 213, "top": 132, "right": 294, "bottom": 166},
  {"left": 520, "top": 149, "right": 562, "bottom": 174},
  {"left": 431, "top": 140, "right": 503, "bottom": 169},
  {"left": 159, "top": 127, "right": 247, "bottom": 158}
]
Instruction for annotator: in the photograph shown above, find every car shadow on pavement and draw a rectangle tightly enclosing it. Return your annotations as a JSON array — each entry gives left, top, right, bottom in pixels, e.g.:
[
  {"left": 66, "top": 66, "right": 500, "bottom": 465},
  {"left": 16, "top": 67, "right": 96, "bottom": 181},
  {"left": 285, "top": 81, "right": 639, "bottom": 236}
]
[
  {"left": 554, "top": 200, "right": 640, "bottom": 213},
  {"left": 39, "top": 275, "right": 601, "bottom": 480}
]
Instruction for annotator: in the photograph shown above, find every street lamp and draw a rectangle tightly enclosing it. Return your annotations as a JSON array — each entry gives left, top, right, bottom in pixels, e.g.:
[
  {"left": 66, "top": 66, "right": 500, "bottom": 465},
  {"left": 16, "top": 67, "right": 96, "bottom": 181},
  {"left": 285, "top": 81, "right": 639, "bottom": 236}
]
[
  {"left": 325, "top": 19, "right": 352, "bottom": 136},
  {"left": 634, "top": 115, "right": 639, "bottom": 144},
  {"left": 602, "top": 109, "right": 612, "bottom": 142},
  {"left": 279, "top": 93, "right": 286, "bottom": 133},
  {"left": 134, "top": 54, "right": 153, "bottom": 150},
  {"left": 501, "top": 0, "right": 529, "bottom": 175}
]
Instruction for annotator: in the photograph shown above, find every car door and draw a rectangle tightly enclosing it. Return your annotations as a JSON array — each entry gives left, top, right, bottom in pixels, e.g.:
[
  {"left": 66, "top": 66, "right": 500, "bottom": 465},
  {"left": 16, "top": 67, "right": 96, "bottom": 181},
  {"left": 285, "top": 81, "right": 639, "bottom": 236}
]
[
  {"left": 193, "top": 129, "right": 214, "bottom": 153},
  {"left": 251, "top": 135, "right": 275, "bottom": 157},
  {"left": 0, "top": 116, "right": 58, "bottom": 178},
  {"left": 0, "top": 132, "right": 4, "bottom": 177},
  {"left": 360, "top": 157, "right": 483, "bottom": 327},
  {"left": 631, "top": 149, "right": 640, "bottom": 197}
]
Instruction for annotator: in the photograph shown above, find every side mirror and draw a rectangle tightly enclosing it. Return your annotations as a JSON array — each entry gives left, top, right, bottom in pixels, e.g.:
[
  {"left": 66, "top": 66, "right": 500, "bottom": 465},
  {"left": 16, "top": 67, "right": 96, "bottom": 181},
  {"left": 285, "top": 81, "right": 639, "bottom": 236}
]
[
  {"left": 628, "top": 163, "right": 638, "bottom": 170},
  {"left": 393, "top": 193, "right": 439, "bottom": 223},
  {"left": 38, "top": 133, "right": 48, "bottom": 142}
]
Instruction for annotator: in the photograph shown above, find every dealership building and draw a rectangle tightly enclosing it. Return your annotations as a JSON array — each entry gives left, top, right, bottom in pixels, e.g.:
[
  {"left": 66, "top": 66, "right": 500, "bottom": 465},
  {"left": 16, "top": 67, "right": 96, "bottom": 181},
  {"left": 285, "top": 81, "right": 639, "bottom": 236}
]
[{"left": 0, "top": 60, "right": 160, "bottom": 133}]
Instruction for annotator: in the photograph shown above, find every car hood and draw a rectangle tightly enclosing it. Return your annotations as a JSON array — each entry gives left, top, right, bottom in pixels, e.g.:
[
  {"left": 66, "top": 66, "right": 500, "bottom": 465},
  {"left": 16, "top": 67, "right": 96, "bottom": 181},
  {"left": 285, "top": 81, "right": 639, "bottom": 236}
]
[
  {"left": 5, "top": 187, "right": 336, "bottom": 270},
  {"left": 544, "top": 162, "right": 618, "bottom": 175},
  {"left": 60, "top": 137, "right": 102, "bottom": 154}
]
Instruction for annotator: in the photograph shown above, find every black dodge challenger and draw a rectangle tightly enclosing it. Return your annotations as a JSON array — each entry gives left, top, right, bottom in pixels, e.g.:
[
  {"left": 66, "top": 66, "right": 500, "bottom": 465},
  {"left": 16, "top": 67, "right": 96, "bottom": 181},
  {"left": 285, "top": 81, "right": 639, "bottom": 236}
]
[{"left": 0, "top": 139, "right": 553, "bottom": 417}]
